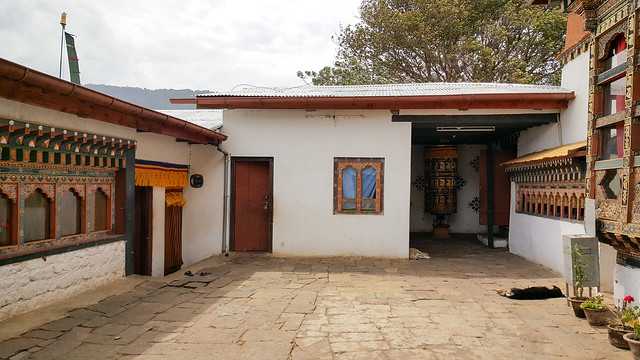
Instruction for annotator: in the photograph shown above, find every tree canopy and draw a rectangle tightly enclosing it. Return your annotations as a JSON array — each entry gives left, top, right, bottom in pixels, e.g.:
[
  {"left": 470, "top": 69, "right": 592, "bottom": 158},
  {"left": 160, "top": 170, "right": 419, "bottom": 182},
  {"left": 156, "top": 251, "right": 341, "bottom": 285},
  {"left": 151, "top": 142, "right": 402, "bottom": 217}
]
[{"left": 298, "top": 0, "right": 566, "bottom": 86}]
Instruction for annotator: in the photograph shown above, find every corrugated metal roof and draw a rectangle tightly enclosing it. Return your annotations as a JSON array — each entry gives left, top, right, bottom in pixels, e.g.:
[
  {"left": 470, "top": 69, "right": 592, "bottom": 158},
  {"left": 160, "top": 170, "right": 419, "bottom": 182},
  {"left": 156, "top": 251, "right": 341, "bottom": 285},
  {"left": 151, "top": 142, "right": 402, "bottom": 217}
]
[
  {"left": 502, "top": 141, "right": 587, "bottom": 167},
  {"left": 158, "top": 109, "right": 223, "bottom": 130},
  {"left": 198, "top": 83, "right": 572, "bottom": 98}
]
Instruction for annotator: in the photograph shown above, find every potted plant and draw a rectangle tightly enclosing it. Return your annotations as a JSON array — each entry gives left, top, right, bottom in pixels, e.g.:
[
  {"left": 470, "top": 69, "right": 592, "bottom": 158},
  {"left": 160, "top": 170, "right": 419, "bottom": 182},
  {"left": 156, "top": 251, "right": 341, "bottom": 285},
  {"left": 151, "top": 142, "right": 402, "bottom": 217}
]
[
  {"left": 568, "top": 245, "right": 588, "bottom": 318},
  {"left": 608, "top": 295, "right": 638, "bottom": 349},
  {"left": 581, "top": 295, "right": 611, "bottom": 326},
  {"left": 624, "top": 322, "right": 640, "bottom": 359}
]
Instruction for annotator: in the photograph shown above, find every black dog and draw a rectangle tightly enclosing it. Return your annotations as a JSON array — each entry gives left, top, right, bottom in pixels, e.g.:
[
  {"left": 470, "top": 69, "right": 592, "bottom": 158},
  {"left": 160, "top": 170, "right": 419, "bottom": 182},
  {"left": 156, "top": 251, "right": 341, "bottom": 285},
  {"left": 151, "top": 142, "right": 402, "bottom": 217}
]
[{"left": 497, "top": 286, "right": 564, "bottom": 300}]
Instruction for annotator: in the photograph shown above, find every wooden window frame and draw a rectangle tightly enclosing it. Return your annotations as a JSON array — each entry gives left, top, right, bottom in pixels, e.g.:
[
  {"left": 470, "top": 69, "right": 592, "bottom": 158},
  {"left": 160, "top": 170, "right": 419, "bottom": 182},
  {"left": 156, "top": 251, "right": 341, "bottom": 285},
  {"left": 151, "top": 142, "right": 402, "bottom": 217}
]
[{"left": 333, "top": 157, "right": 384, "bottom": 215}]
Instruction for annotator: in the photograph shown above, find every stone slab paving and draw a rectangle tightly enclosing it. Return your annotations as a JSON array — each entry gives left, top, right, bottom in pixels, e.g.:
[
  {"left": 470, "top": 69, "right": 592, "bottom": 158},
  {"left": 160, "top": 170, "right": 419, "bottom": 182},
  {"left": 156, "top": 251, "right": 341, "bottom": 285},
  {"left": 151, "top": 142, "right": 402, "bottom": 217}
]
[{"left": 0, "top": 238, "right": 630, "bottom": 359}]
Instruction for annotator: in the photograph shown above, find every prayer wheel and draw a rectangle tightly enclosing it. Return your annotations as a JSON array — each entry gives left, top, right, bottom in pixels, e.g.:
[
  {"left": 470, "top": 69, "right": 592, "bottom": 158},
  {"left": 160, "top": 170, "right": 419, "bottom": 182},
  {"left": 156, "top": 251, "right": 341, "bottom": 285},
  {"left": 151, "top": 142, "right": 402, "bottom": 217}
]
[{"left": 425, "top": 146, "right": 458, "bottom": 238}]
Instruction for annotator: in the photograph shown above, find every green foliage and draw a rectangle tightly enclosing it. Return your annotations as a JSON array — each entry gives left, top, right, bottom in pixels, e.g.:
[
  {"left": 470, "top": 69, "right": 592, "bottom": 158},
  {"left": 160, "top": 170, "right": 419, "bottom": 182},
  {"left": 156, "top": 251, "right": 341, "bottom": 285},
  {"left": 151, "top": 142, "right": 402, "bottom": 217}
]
[
  {"left": 299, "top": 0, "right": 566, "bottom": 86},
  {"left": 635, "top": 322, "right": 640, "bottom": 339},
  {"left": 580, "top": 295, "right": 607, "bottom": 311},
  {"left": 621, "top": 306, "right": 640, "bottom": 328},
  {"left": 572, "top": 245, "right": 586, "bottom": 298}
]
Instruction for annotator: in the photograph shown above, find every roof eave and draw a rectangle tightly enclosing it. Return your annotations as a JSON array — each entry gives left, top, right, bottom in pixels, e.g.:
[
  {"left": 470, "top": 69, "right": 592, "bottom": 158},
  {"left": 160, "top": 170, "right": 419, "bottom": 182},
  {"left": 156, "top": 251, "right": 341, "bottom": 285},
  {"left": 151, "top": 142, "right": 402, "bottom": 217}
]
[
  {"left": 185, "top": 93, "right": 575, "bottom": 110},
  {"left": 0, "top": 58, "right": 227, "bottom": 145}
]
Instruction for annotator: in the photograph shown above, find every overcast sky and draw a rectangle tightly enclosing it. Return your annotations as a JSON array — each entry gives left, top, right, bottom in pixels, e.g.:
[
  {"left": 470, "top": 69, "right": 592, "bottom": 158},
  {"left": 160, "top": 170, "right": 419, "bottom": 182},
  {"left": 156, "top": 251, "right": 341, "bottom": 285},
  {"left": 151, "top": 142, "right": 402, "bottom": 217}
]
[{"left": 0, "top": 1, "right": 361, "bottom": 90}]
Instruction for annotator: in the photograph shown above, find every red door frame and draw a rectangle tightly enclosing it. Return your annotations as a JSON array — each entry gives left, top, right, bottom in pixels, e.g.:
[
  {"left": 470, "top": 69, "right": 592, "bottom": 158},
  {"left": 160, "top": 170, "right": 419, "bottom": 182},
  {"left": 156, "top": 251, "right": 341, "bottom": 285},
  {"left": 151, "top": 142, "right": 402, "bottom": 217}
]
[{"left": 230, "top": 157, "right": 273, "bottom": 252}]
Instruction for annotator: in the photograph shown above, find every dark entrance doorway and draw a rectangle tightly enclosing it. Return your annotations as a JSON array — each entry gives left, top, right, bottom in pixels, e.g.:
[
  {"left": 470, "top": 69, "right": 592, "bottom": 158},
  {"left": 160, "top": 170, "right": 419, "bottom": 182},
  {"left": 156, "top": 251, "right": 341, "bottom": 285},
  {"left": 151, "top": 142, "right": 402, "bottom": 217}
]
[
  {"left": 231, "top": 158, "right": 273, "bottom": 252},
  {"left": 134, "top": 186, "right": 153, "bottom": 275}
]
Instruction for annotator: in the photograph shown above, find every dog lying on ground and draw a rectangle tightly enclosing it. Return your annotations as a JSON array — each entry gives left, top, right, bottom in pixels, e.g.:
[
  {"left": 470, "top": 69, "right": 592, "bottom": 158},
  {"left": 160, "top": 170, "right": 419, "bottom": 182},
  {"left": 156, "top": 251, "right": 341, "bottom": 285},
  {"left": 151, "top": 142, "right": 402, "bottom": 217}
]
[{"left": 496, "top": 286, "right": 564, "bottom": 300}]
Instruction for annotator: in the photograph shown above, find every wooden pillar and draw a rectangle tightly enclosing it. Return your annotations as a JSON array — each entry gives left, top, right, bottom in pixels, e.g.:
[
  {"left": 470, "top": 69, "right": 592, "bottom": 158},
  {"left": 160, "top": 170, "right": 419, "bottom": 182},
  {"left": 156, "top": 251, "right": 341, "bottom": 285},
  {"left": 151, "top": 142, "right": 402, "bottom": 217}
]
[{"left": 487, "top": 142, "right": 495, "bottom": 249}]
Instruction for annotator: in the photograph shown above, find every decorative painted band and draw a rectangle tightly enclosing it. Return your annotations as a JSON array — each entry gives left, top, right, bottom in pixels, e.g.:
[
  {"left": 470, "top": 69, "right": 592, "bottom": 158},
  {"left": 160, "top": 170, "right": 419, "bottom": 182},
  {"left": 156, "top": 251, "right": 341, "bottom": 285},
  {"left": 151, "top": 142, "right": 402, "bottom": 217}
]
[{"left": 0, "top": 235, "right": 125, "bottom": 267}]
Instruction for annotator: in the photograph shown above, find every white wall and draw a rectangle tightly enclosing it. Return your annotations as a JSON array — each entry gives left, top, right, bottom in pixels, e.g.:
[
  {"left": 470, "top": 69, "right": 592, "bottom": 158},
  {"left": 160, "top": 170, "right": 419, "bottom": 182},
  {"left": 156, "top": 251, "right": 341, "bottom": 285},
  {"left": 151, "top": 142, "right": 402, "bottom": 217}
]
[
  {"left": 559, "top": 52, "right": 590, "bottom": 145},
  {"left": 221, "top": 109, "right": 412, "bottom": 258},
  {"left": 508, "top": 182, "right": 586, "bottom": 275},
  {"left": 135, "top": 132, "right": 189, "bottom": 164},
  {"left": 516, "top": 53, "right": 589, "bottom": 157},
  {"left": 410, "top": 144, "right": 486, "bottom": 234},
  {"left": 135, "top": 130, "right": 224, "bottom": 271},
  {"left": 509, "top": 53, "right": 592, "bottom": 276},
  {"left": 182, "top": 145, "right": 225, "bottom": 265},
  {"left": 0, "top": 241, "right": 124, "bottom": 322},
  {"left": 615, "top": 265, "right": 640, "bottom": 305},
  {"left": 151, "top": 187, "right": 166, "bottom": 277},
  {"left": 0, "top": 98, "right": 135, "bottom": 140}
]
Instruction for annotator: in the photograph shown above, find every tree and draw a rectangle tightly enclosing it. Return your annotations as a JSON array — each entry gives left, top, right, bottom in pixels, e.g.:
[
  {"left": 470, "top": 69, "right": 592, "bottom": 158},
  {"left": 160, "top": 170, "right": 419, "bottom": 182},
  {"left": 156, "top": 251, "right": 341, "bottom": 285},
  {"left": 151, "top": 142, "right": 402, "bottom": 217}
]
[{"left": 298, "top": 0, "right": 566, "bottom": 86}]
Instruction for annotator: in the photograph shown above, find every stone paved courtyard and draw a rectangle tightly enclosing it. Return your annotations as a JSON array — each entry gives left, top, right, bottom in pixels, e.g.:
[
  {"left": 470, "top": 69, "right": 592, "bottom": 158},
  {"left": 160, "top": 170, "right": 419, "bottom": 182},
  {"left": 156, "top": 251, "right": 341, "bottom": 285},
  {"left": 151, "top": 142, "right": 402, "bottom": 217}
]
[{"left": 0, "top": 237, "right": 629, "bottom": 359}]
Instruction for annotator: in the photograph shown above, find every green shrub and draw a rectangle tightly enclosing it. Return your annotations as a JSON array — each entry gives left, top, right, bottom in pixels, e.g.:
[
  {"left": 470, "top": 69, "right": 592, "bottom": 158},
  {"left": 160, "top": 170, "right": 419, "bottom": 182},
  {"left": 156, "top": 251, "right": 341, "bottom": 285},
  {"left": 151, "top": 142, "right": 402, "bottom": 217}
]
[{"left": 580, "top": 295, "right": 607, "bottom": 311}]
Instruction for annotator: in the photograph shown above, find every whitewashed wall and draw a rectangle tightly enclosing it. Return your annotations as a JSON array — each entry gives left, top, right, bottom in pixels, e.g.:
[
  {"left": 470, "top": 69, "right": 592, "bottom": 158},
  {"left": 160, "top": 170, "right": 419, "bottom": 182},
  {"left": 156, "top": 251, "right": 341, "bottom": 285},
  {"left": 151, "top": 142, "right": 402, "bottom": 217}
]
[
  {"left": 517, "top": 52, "right": 589, "bottom": 156},
  {"left": 614, "top": 265, "right": 640, "bottom": 305},
  {"left": 135, "top": 132, "right": 224, "bottom": 274},
  {"left": 221, "top": 109, "right": 412, "bottom": 258},
  {"left": 410, "top": 144, "right": 486, "bottom": 234},
  {"left": 182, "top": 145, "right": 225, "bottom": 265},
  {"left": 151, "top": 187, "right": 166, "bottom": 277},
  {"left": 0, "top": 241, "right": 124, "bottom": 322},
  {"left": 508, "top": 53, "right": 596, "bottom": 278},
  {"left": 0, "top": 98, "right": 135, "bottom": 139}
]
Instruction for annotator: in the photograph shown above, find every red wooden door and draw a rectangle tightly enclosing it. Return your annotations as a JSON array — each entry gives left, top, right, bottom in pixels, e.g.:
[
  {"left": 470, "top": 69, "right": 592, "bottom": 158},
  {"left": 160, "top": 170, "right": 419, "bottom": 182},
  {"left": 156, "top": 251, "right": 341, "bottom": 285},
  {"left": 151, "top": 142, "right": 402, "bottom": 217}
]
[
  {"left": 479, "top": 150, "right": 515, "bottom": 226},
  {"left": 232, "top": 159, "right": 272, "bottom": 252}
]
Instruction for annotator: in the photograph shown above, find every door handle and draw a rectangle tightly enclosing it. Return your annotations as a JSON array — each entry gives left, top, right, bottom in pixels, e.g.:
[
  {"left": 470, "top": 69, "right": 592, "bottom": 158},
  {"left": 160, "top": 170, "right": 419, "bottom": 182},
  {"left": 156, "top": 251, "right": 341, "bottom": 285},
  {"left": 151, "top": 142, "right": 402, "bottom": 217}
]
[{"left": 263, "top": 195, "right": 272, "bottom": 211}]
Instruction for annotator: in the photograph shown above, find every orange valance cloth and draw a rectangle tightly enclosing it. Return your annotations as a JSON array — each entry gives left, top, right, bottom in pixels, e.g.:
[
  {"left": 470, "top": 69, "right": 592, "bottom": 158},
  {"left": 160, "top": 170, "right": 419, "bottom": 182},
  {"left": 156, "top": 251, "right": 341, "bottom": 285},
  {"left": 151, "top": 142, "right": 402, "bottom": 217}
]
[{"left": 135, "top": 160, "right": 189, "bottom": 188}]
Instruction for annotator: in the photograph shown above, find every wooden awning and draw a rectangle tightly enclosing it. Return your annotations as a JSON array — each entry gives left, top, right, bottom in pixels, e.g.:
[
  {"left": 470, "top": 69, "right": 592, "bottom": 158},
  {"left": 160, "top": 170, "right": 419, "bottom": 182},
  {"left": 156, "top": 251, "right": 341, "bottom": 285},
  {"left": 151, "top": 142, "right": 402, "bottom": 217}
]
[{"left": 502, "top": 141, "right": 587, "bottom": 169}]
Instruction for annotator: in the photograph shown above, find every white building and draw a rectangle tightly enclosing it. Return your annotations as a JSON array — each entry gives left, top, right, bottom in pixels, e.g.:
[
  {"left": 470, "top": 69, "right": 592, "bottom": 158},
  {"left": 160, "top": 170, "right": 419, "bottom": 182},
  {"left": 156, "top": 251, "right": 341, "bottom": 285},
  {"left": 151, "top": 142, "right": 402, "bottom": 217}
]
[{"left": 172, "top": 83, "right": 573, "bottom": 259}]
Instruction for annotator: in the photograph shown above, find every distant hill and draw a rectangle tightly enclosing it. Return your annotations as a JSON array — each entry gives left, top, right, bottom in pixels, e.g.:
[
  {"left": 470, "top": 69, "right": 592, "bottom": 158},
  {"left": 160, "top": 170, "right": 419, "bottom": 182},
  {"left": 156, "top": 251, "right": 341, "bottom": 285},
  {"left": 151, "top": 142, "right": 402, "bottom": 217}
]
[{"left": 85, "top": 84, "right": 210, "bottom": 110}]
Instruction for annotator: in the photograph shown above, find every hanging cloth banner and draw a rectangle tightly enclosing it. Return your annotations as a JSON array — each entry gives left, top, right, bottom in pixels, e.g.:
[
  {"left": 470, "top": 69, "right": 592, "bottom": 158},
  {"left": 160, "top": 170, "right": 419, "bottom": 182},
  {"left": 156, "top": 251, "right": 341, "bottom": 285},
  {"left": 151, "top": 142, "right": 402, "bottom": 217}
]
[
  {"left": 135, "top": 160, "right": 189, "bottom": 188},
  {"left": 165, "top": 191, "right": 186, "bottom": 208},
  {"left": 65, "top": 32, "right": 81, "bottom": 85}
]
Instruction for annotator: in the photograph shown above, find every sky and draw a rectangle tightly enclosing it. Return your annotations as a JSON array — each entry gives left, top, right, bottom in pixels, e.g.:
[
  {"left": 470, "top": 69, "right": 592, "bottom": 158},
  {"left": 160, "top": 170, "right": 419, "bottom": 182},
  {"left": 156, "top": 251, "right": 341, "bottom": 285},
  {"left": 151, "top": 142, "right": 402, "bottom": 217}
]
[{"left": 0, "top": 1, "right": 361, "bottom": 91}]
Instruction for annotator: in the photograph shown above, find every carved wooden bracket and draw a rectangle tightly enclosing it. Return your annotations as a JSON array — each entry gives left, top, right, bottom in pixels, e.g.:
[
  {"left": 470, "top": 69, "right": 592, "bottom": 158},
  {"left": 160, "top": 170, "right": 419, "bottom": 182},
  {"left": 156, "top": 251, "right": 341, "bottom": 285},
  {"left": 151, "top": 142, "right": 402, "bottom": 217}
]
[
  {"left": 20, "top": 184, "right": 55, "bottom": 200},
  {"left": 0, "top": 183, "right": 18, "bottom": 202},
  {"left": 58, "top": 184, "right": 86, "bottom": 199}
]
